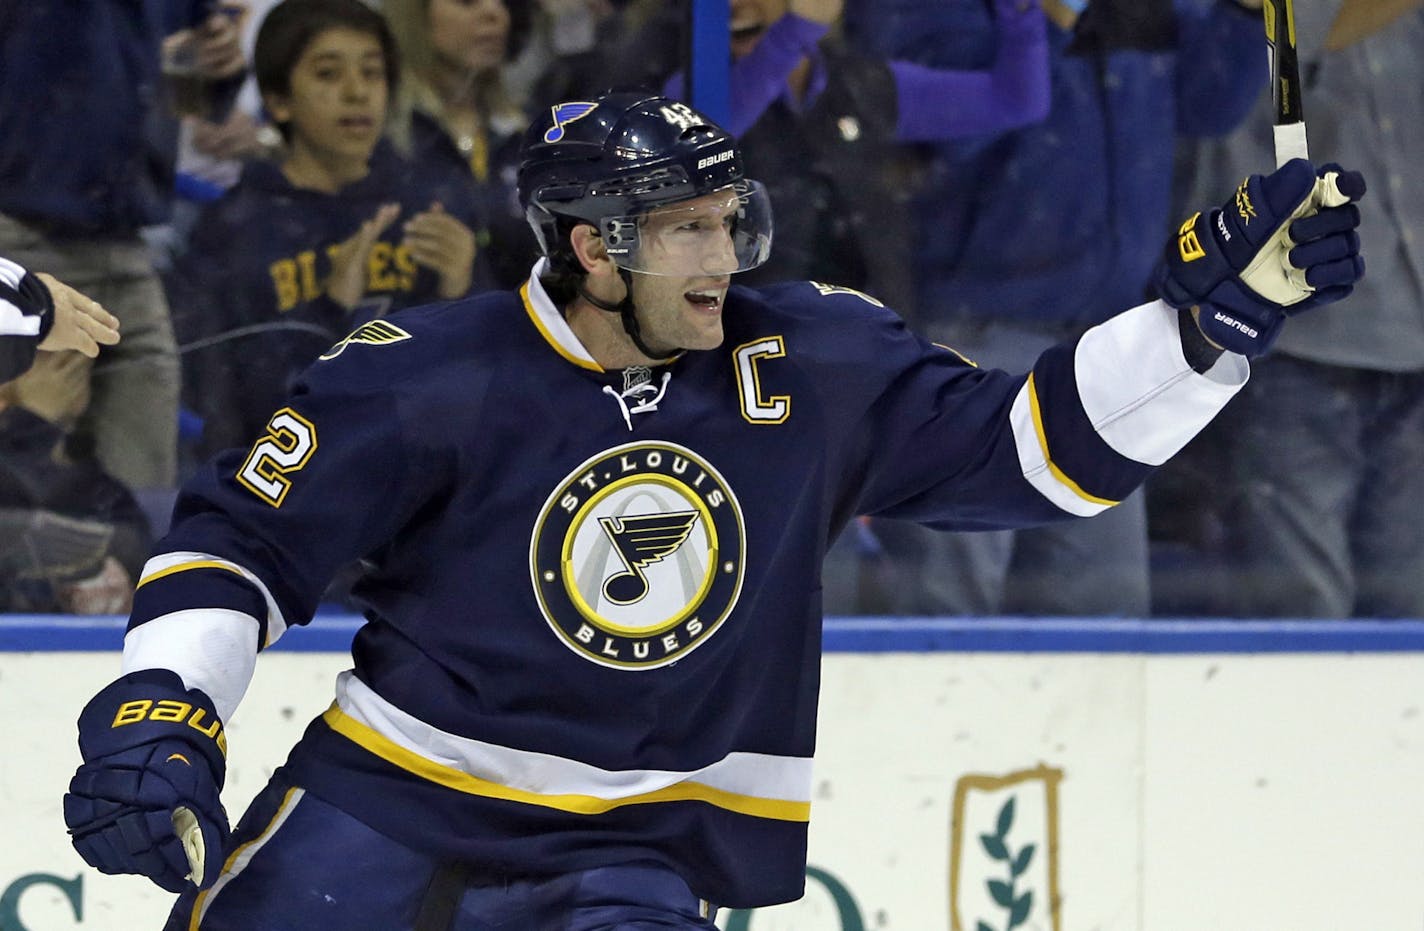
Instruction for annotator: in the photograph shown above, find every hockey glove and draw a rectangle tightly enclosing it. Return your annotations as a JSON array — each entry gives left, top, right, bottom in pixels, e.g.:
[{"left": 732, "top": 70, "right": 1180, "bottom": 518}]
[
  {"left": 64, "top": 669, "right": 230, "bottom": 892},
  {"left": 1156, "top": 159, "right": 1366, "bottom": 357}
]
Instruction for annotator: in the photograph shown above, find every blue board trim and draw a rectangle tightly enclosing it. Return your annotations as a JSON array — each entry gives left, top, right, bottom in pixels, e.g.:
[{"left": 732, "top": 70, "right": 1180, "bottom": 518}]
[
  {"left": 819, "top": 617, "right": 1424, "bottom": 653},
  {"left": 5, "top": 615, "right": 1424, "bottom": 654}
]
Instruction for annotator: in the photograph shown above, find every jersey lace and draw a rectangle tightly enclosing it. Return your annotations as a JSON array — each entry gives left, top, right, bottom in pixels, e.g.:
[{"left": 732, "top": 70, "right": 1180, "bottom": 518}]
[{"left": 602, "top": 372, "right": 672, "bottom": 431}]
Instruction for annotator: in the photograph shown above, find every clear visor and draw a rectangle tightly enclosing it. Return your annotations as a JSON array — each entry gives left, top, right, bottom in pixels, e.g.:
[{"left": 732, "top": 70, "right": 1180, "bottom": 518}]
[{"left": 600, "top": 180, "right": 773, "bottom": 278}]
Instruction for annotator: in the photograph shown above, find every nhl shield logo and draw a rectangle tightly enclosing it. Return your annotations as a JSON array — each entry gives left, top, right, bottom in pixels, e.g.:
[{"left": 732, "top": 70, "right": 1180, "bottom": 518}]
[
  {"left": 621, "top": 365, "right": 653, "bottom": 393},
  {"left": 529, "top": 441, "right": 745, "bottom": 669}
]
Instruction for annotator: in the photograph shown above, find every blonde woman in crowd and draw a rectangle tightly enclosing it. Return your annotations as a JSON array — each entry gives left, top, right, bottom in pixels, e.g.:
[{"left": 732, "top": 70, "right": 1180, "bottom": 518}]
[{"left": 383, "top": 0, "right": 540, "bottom": 287}]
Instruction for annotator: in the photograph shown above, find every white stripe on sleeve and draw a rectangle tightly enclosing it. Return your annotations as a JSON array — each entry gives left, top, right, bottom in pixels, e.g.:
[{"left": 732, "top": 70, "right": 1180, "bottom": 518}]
[
  {"left": 123, "top": 608, "right": 260, "bottom": 723},
  {"left": 138, "top": 550, "right": 292, "bottom": 647},
  {"left": 1, "top": 298, "right": 42, "bottom": 336},
  {"left": 1008, "top": 380, "right": 1115, "bottom": 518},
  {"left": 0, "top": 257, "right": 25, "bottom": 290},
  {"left": 1074, "top": 300, "right": 1247, "bottom": 466}
]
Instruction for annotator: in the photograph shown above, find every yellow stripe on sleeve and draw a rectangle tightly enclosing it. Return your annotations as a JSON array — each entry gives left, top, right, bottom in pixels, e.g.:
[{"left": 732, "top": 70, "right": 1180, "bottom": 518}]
[
  {"left": 1025, "top": 372, "right": 1120, "bottom": 508},
  {"left": 137, "top": 560, "right": 250, "bottom": 590}
]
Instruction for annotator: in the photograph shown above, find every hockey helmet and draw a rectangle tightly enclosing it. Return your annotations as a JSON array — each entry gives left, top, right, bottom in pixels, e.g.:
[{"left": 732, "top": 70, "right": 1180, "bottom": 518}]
[{"left": 518, "top": 92, "right": 773, "bottom": 278}]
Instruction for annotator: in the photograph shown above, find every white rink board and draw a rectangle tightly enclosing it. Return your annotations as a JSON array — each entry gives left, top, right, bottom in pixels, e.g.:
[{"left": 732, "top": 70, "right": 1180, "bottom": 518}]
[{"left": 2, "top": 650, "right": 1422, "bottom": 930}]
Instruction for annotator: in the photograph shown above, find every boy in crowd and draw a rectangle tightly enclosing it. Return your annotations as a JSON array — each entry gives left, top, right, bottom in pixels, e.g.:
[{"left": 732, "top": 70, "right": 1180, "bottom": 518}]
[{"left": 168, "top": 0, "right": 483, "bottom": 459}]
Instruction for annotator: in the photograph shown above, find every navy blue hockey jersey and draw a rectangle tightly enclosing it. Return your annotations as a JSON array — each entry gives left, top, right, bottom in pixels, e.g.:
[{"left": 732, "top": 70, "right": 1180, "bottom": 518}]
[{"left": 128, "top": 265, "right": 1244, "bottom": 908}]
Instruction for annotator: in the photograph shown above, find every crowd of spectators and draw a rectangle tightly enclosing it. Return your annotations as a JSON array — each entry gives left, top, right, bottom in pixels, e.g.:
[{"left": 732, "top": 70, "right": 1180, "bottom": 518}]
[
  {"left": 1, "top": 0, "right": 1418, "bottom": 619},
  {"left": 853, "top": 0, "right": 1268, "bottom": 618}
]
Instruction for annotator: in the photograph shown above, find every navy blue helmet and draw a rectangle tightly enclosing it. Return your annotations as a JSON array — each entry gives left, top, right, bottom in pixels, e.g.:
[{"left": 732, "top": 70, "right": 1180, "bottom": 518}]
[{"left": 518, "top": 92, "right": 772, "bottom": 276}]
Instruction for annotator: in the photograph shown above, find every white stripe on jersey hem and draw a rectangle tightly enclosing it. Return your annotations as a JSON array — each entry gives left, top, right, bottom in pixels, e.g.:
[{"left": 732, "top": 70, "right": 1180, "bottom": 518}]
[
  {"left": 188, "top": 787, "right": 304, "bottom": 931},
  {"left": 1, "top": 298, "right": 42, "bottom": 336},
  {"left": 332, "top": 671, "right": 814, "bottom": 809},
  {"left": 139, "top": 551, "right": 290, "bottom": 647},
  {"left": 1074, "top": 300, "right": 1246, "bottom": 466}
]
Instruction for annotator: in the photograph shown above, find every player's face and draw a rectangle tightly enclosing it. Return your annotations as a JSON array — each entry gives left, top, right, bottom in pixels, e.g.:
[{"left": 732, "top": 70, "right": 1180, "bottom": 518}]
[
  {"left": 268, "top": 27, "right": 388, "bottom": 168},
  {"left": 428, "top": 0, "right": 510, "bottom": 75},
  {"left": 628, "top": 270, "right": 730, "bottom": 356},
  {"left": 730, "top": 0, "right": 790, "bottom": 59},
  {"left": 626, "top": 190, "right": 742, "bottom": 354}
]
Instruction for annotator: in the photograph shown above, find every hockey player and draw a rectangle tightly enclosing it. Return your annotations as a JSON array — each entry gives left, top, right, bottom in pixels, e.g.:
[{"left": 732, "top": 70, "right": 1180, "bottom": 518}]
[
  {"left": 1, "top": 257, "right": 121, "bottom": 383},
  {"left": 63, "top": 91, "right": 1365, "bottom": 928}
]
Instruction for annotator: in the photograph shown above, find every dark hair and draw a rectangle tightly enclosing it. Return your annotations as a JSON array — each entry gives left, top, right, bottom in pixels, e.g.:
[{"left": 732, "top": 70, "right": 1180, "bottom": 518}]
[
  {"left": 536, "top": 215, "right": 590, "bottom": 307},
  {"left": 254, "top": 0, "right": 400, "bottom": 138}
]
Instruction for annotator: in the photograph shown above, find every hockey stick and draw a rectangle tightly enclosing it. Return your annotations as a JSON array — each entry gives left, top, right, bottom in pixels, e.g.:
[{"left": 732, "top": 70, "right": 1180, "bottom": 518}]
[{"left": 1263, "top": 0, "right": 1308, "bottom": 167}]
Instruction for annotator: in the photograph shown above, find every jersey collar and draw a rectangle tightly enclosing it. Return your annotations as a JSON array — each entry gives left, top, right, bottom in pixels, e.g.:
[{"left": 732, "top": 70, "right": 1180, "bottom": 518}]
[{"left": 521, "top": 258, "right": 604, "bottom": 372}]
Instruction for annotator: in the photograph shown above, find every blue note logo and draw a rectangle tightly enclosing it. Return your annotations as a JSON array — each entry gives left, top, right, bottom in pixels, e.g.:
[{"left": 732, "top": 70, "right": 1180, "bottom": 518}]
[
  {"left": 543, "top": 101, "right": 598, "bottom": 143},
  {"left": 596, "top": 511, "right": 702, "bottom": 605},
  {"left": 530, "top": 441, "right": 745, "bottom": 669}
]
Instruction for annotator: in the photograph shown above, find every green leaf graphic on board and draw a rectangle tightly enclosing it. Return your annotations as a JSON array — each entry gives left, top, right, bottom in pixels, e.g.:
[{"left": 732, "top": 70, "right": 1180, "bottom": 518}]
[
  {"left": 976, "top": 794, "right": 1038, "bottom": 931},
  {"left": 996, "top": 797, "right": 1015, "bottom": 837},
  {"left": 1010, "top": 891, "right": 1033, "bottom": 929},
  {"left": 981, "top": 832, "right": 1009, "bottom": 860},
  {"left": 1011, "top": 843, "right": 1035, "bottom": 877}
]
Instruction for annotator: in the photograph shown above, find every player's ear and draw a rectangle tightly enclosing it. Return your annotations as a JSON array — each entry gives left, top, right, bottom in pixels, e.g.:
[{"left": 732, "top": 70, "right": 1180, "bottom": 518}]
[{"left": 570, "top": 224, "right": 614, "bottom": 277}]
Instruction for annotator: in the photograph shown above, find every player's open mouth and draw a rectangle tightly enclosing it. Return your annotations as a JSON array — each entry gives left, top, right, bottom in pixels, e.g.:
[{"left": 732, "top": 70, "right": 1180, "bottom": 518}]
[{"left": 685, "top": 289, "right": 722, "bottom": 311}]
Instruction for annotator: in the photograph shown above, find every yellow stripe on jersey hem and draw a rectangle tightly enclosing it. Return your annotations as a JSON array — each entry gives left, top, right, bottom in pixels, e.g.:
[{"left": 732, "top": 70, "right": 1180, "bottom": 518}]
[
  {"left": 137, "top": 560, "right": 249, "bottom": 590},
  {"left": 521, "top": 281, "right": 604, "bottom": 372},
  {"left": 1026, "top": 372, "right": 1119, "bottom": 508},
  {"left": 321, "top": 704, "right": 812, "bottom": 823}
]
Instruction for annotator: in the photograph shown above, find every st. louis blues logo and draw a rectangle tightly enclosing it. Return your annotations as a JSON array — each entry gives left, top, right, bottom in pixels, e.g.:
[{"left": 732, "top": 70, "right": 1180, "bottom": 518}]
[
  {"left": 598, "top": 511, "right": 701, "bottom": 604},
  {"left": 543, "top": 101, "right": 598, "bottom": 143},
  {"left": 530, "top": 441, "right": 745, "bottom": 669}
]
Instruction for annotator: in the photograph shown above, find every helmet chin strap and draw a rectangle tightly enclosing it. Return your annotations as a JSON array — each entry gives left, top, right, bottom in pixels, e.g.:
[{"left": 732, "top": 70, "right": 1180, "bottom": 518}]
[{"left": 578, "top": 267, "right": 681, "bottom": 363}]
